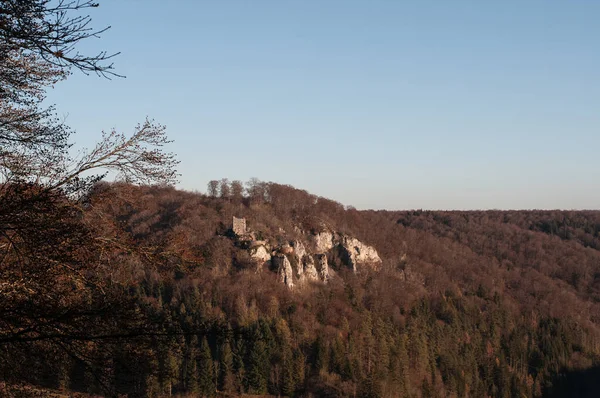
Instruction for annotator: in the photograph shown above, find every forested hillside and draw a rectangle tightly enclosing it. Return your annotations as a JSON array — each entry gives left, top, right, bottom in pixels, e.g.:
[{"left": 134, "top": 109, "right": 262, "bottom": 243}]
[
  {"left": 5, "top": 180, "right": 599, "bottom": 397},
  {"left": 2, "top": 2, "right": 599, "bottom": 397}
]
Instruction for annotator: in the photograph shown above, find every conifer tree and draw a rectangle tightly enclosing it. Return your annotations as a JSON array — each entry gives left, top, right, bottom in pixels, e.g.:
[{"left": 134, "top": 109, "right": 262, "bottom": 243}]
[
  {"left": 293, "top": 348, "right": 306, "bottom": 393},
  {"left": 219, "top": 333, "right": 235, "bottom": 393},
  {"left": 314, "top": 335, "right": 329, "bottom": 374},
  {"left": 233, "top": 335, "right": 247, "bottom": 393},
  {"left": 198, "top": 336, "right": 215, "bottom": 397},
  {"left": 374, "top": 318, "right": 390, "bottom": 379},
  {"left": 184, "top": 336, "right": 199, "bottom": 393},
  {"left": 281, "top": 345, "right": 295, "bottom": 397},
  {"left": 247, "top": 326, "right": 269, "bottom": 394}
]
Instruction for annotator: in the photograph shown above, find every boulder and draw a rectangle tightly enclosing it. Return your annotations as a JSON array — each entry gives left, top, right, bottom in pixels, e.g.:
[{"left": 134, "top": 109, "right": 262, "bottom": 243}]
[{"left": 250, "top": 245, "right": 271, "bottom": 265}]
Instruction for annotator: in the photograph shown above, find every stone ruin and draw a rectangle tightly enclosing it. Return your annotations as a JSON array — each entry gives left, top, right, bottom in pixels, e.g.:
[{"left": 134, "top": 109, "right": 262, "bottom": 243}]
[{"left": 232, "top": 216, "right": 246, "bottom": 236}]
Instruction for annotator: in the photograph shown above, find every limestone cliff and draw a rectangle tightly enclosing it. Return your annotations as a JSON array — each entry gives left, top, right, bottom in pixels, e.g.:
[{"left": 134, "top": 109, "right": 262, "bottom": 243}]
[
  {"left": 291, "top": 240, "right": 307, "bottom": 260},
  {"left": 309, "top": 230, "right": 381, "bottom": 272},
  {"left": 315, "top": 254, "right": 330, "bottom": 282},
  {"left": 273, "top": 254, "right": 294, "bottom": 289},
  {"left": 312, "top": 231, "right": 335, "bottom": 253},
  {"left": 339, "top": 236, "right": 382, "bottom": 272},
  {"left": 301, "top": 254, "right": 322, "bottom": 282},
  {"left": 231, "top": 217, "right": 381, "bottom": 289}
]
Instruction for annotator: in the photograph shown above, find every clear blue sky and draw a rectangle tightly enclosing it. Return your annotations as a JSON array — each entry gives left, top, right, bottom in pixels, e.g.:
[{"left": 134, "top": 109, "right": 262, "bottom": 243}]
[{"left": 45, "top": 1, "right": 600, "bottom": 210}]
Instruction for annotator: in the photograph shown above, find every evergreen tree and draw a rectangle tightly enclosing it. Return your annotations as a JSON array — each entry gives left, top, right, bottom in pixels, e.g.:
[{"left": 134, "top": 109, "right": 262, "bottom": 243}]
[
  {"left": 330, "top": 336, "right": 346, "bottom": 376},
  {"left": 233, "top": 334, "right": 247, "bottom": 394},
  {"left": 246, "top": 326, "right": 269, "bottom": 394},
  {"left": 281, "top": 345, "right": 295, "bottom": 397},
  {"left": 219, "top": 338, "right": 235, "bottom": 393},
  {"left": 293, "top": 348, "right": 306, "bottom": 392},
  {"left": 314, "top": 335, "right": 329, "bottom": 374},
  {"left": 158, "top": 334, "right": 182, "bottom": 396},
  {"left": 360, "top": 370, "right": 383, "bottom": 398},
  {"left": 390, "top": 333, "right": 410, "bottom": 395},
  {"left": 198, "top": 336, "right": 215, "bottom": 397},
  {"left": 184, "top": 336, "right": 199, "bottom": 393},
  {"left": 374, "top": 318, "right": 390, "bottom": 379},
  {"left": 422, "top": 378, "right": 434, "bottom": 398}
]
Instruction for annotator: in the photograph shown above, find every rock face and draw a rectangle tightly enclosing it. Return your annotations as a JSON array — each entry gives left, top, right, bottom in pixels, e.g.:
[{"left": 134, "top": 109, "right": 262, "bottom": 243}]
[
  {"left": 291, "top": 240, "right": 307, "bottom": 260},
  {"left": 280, "top": 244, "right": 294, "bottom": 255},
  {"left": 301, "top": 255, "right": 320, "bottom": 283},
  {"left": 340, "top": 236, "right": 382, "bottom": 272},
  {"left": 315, "top": 254, "right": 329, "bottom": 282},
  {"left": 291, "top": 240, "right": 318, "bottom": 284},
  {"left": 312, "top": 231, "right": 335, "bottom": 253},
  {"left": 311, "top": 230, "right": 381, "bottom": 273},
  {"left": 273, "top": 254, "right": 294, "bottom": 289},
  {"left": 234, "top": 218, "right": 380, "bottom": 289}
]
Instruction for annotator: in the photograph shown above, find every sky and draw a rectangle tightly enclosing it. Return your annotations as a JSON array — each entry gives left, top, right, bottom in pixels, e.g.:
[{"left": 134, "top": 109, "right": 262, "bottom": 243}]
[{"left": 44, "top": 1, "right": 600, "bottom": 210}]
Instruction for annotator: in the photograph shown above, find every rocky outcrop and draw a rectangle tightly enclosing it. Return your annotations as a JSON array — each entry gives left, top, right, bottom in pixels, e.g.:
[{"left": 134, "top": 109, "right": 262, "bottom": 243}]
[
  {"left": 315, "top": 254, "right": 329, "bottom": 282},
  {"left": 234, "top": 218, "right": 380, "bottom": 289},
  {"left": 310, "top": 230, "right": 381, "bottom": 272},
  {"left": 249, "top": 240, "right": 267, "bottom": 248},
  {"left": 273, "top": 254, "right": 294, "bottom": 289},
  {"left": 291, "top": 240, "right": 307, "bottom": 260},
  {"left": 340, "top": 236, "right": 382, "bottom": 272},
  {"left": 312, "top": 231, "right": 335, "bottom": 253},
  {"left": 301, "top": 255, "right": 320, "bottom": 283},
  {"left": 250, "top": 245, "right": 271, "bottom": 265},
  {"left": 291, "top": 240, "right": 317, "bottom": 284}
]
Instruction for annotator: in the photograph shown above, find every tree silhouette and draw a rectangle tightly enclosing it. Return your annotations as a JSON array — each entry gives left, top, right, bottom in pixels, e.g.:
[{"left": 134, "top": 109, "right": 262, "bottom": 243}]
[{"left": 0, "top": 1, "right": 179, "bottom": 393}]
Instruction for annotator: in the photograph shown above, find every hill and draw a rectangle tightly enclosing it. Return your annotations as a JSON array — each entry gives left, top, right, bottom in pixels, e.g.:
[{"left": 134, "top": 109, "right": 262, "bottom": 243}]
[{"left": 3, "top": 180, "right": 600, "bottom": 397}]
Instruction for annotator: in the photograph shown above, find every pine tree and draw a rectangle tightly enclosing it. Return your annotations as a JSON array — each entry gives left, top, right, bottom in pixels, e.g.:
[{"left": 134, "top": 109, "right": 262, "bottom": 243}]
[
  {"left": 247, "top": 326, "right": 269, "bottom": 394},
  {"left": 374, "top": 318, "right": 390, "bottom": 379},
  {"left": 198, "top": 336, "right": 215, "bottom": 397},
  {"left": 233, "top": 335, "right": 246, "bottom": 394},
  {"left": 274, "top": 319, "right": 296, "bottom": 396},
  {"left": 281, "top": 345, "right": 295, "bottom": 397},
  {"left": 422, "top": 378, "right": 434, "bottom": 398},
  {"left": 314, "top": 335, "right": 329, "bottom": 374},
  {"left": 360, "top": 369, "right": 383, "bottom": 398},
  {"left": 390, "top": 332, "right": 410, "bottom": 395},
  {"left": 293, "top": 348, "right": 306, "bottom": 392},
  {"left": 184, "top": 336, "right": 199, "bottom": 393},
  {"left": 158, "top": 334, "right": 182, "bottom": 396},
  {"left": 219, "top": 338, "right": 235, "bottom": 393}
]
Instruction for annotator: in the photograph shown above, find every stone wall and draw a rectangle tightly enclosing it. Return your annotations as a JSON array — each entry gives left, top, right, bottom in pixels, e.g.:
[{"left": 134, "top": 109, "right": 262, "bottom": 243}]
[{"left": 232, "top": 216, "right": 246, "bottom": 236}]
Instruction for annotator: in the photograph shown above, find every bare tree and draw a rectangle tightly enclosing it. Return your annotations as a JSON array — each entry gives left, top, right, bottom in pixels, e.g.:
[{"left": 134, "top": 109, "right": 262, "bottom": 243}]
[
  {"left": 0, "top": 0, "right": 121, "bottom": 78},
  {"left": 0, "top": 1, "right": 179, "bottom": 391},
  {"left": 0, "top": 0, "right": 121, "bottom": 164},
  {"left": 231, "top": 180, "right": 244, "bottom": 202},
  {"left": 55, "top": 119, "right": 179, "bottom": 190},
  {"left": 219, "top": 178, "right": 231, "bottom": 200},
  {"left": 246, "top": 177, "right": 266, "bottom": 204},
  {"left": 207, "top": 180, "right": 219, "bottom": 197}
]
